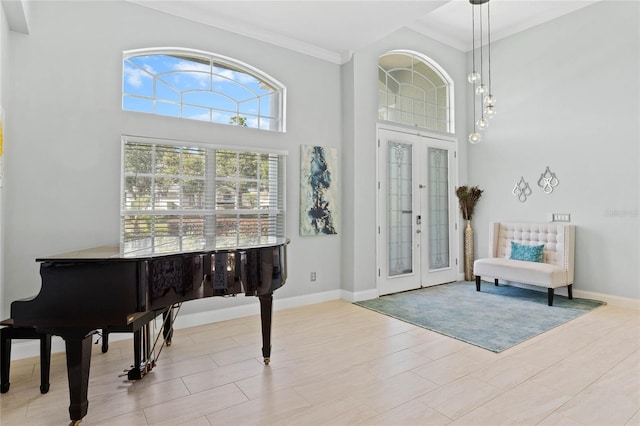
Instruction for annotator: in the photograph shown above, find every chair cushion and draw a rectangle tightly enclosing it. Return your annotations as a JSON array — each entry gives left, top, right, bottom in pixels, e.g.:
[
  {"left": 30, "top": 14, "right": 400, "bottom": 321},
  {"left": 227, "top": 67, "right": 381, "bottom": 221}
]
[{"left": 474, "top": 258, "right": 569, "bottom": 288}]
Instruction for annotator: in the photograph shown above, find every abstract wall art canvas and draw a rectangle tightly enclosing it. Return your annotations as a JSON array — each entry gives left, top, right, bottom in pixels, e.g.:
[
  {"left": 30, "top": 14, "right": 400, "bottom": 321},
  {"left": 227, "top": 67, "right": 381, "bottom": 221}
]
[{"left": 300, "top": 145, "right": 339, "bottom": 236}]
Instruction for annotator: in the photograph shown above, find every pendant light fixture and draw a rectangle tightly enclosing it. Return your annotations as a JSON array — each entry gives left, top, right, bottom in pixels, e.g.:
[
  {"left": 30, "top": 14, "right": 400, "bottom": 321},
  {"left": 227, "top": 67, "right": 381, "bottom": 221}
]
[{"left": 468, "top": 0, "right": 495, "bottom": 144}]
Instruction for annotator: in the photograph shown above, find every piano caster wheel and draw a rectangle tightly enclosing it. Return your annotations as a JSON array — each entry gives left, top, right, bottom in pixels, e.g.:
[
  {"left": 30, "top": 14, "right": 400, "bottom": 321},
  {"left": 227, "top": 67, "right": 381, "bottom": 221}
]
[
  {"left": 1, "top": 382, "right": 10, "bottom": 393},
  {"left": 69, "top": 420, "right": 82, "bottom": 426},
  {"left": 263, "top": 357, "right": 270, "bottom": 365},
  {"left": 40, "top": 383, "right": 50, "bottom": 394},
  {"left": 166, "top": 339, "right": 172, "bottom": 347}
]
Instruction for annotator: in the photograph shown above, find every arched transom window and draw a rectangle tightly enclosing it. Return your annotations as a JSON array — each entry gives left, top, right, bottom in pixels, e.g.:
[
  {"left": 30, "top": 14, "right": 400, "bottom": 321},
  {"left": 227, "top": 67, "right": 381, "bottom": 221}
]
[
  {"left": 123, "top": 48, "right": 286, "bottom": 132},
  {"left": 378, "top": 50, "right": 453, "bottom": 133}
]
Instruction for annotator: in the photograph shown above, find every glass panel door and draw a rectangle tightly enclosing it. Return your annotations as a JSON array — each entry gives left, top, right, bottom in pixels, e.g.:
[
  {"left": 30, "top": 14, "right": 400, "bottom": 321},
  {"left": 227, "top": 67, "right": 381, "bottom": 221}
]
[
  {"left": 377, "top": 128, "right": 458, "bottom": 295},
  {"left": 388, "top": 142, "right": 413, "bottom": 276},
  {"left": 428, "top": 147, "right": 450, "bottom": 270}
]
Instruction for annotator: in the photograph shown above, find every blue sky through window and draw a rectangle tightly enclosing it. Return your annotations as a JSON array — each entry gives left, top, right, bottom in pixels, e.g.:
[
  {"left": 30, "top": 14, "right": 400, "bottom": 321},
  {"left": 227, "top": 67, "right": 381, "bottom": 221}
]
[{"left": 123, "top": 50, "right": 281, "bottom": 130}]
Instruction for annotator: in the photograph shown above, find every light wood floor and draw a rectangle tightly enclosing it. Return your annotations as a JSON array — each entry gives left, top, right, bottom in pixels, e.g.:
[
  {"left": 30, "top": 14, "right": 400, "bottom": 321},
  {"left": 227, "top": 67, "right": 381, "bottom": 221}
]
[{"left": 1, "top": 299, "right": 639, "bottom": 425}]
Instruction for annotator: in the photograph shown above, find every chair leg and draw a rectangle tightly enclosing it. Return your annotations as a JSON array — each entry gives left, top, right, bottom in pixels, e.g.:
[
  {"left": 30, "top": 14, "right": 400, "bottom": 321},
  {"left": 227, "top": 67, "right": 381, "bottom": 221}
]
[
  {"left": 1, "top": 327, "right": 11, "bottom": 393},
  {"left": 0, "top": 326, "right": 52, "bottom": 394},
  {"left": 101, "top": 329, "right": 109, "bottom": 353},
  {"left": 475, "top": 275, "right": 481, "bottom": 291},
  {"left": 548, "top": 288, "right": 554, "bottom": 306},
  {"left": 567, "top": 284, "right": 573, "bottom": 300}
]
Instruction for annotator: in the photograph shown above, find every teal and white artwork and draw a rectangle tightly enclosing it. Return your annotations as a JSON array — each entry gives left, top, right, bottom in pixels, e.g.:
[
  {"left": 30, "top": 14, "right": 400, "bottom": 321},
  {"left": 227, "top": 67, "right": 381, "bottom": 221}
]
[{"left": 300, "top": 145, "right": 339, "bottom": 236}]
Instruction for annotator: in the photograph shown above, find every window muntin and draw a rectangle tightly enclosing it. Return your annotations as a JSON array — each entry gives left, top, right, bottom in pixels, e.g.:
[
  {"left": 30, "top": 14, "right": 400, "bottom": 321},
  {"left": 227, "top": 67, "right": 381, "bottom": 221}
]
[
  {"left": 121, "top": 137, "right": 286, "bottom": 254},
  {"left": 378, "top": 51, "right": 453, "bottom": 133},
  {"left": 123, "top": 48, "right": 286, "bottom": 132}
]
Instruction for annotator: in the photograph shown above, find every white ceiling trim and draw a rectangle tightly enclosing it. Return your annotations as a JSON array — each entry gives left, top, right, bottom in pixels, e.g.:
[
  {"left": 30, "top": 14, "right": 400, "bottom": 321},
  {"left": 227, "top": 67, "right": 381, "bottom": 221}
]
[
  {"left": 128, "top": 0, "right": 346, "bottom": 64},
  {"left": 127, "top": 1, "right": 605, "bottom": 63}
]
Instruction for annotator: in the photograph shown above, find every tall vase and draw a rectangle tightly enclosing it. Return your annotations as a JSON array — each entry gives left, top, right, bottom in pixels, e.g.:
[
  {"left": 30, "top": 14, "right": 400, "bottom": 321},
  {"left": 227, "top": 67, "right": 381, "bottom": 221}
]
[{"left": 464, "top": 220, "right": 474, "bottom": 281}]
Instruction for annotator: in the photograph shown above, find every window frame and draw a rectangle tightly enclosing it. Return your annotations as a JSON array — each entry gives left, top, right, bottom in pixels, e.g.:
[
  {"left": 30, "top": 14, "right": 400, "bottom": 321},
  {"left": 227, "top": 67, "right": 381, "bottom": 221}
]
[
  {"left": 378, "top": 50, "right": 455, "bottom": 134},
  {"left": 120, "top": 135, "right": 287, "bottom": 254}
]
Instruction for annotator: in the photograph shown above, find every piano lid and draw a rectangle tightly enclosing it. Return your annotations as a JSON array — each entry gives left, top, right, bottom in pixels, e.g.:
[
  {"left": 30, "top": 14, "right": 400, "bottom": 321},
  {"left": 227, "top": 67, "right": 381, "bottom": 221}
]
[{"left": 36, "top": 237, "right": 289, "bottom": 262}]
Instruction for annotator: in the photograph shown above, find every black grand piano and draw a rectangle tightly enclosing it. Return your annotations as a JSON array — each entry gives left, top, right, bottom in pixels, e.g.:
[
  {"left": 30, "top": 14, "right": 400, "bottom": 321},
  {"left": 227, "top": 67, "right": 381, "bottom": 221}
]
[{"left": 6, "top": 238, "right": 288, "bottom": 425}]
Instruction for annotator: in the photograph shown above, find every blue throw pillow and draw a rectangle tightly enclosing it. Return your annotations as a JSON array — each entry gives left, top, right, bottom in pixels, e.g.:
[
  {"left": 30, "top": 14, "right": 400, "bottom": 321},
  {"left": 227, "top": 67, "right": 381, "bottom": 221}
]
[{"left": 510, "top": 241, "right": 544, "bottom": 263}]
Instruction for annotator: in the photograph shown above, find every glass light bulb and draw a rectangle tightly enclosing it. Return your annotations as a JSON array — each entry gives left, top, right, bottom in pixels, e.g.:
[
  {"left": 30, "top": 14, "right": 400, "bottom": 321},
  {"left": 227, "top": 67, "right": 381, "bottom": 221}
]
[
  {"left": 468, "top": 132, "right": 481, "bottom": 144},
  {"left": 484, "top": 105, "right": 496, "bottom": 118},
  {"left": 475, "top": 84, "right": 487, "bottom": 96},
  {"left": 476, "top": 117, "right": 489, "bottom": 130},
  {"left": 484, "top": 94, "right": 496, "bottom": 107},
  {"left": 468, "top": 71, "right": 480, "bottom": 84}
]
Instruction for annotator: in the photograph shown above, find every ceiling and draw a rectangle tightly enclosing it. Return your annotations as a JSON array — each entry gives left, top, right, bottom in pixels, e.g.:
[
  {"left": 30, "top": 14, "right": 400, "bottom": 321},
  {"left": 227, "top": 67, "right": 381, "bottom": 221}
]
[{"left": 129, "top": 0, "right": 601, "bottom": 64}]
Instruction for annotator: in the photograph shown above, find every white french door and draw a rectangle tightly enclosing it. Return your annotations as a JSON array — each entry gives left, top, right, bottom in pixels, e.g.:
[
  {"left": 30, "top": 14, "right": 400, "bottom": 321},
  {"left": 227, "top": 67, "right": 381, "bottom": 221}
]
[{"left": 377, "top": 128, "right": 458, "bottom": 296}]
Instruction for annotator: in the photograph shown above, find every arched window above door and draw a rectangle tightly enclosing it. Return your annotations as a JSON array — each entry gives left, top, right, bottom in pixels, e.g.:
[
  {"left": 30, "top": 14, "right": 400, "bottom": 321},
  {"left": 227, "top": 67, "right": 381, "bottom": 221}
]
[{"left": 378, "top": 50, "right": 454, "bottom": 133}]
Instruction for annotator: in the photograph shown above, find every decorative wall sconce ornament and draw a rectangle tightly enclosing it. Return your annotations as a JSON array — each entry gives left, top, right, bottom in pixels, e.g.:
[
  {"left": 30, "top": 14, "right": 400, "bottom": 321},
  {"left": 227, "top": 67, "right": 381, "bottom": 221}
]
[
  {"left": 467, "top": 0, "right": 496, "bottom": 144},
  {"left": 512, "top": 176, "right": 532, "bottom": 202},
  {"left": 537, "top": 166, "right": 559, "bottom": 194}
]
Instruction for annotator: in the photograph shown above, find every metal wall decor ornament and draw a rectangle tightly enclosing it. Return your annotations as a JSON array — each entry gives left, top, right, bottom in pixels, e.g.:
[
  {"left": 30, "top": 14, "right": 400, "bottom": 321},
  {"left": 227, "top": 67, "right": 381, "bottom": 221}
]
[
  {"left": 512, "top": 176, "right": 532, "bottom": 202},
  {"left": 537, "top": 166, "right": 559, "bottom": 194}
]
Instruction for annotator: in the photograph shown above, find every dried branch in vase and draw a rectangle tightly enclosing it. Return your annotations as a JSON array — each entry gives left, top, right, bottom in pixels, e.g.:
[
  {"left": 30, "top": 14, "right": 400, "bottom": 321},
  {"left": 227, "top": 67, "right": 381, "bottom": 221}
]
[{"left": 456, "top": 185, "right": 484, "bottom": 221}]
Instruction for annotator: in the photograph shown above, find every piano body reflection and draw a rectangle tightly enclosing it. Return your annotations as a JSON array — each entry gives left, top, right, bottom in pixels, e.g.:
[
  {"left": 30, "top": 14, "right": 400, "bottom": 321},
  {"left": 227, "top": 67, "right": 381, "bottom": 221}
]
[{"left": 8, "top": 239, "right": 288, "bottom": 425}]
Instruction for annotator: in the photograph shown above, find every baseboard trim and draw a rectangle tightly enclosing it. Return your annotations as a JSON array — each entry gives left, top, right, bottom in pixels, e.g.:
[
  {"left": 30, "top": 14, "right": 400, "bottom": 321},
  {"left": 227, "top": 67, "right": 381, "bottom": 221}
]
[
  {"left": 573, "top": 289, "right": 640, "bottom": 310},
  {"left": 494, "top": 281, "right": 640, "bottom": 310}
]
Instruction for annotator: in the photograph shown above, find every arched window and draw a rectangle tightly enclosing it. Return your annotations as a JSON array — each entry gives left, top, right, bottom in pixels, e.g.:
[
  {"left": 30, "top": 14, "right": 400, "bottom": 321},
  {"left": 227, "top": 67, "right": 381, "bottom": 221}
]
[
  {"left": 378, "top": 50, "right": 454, "bottom": 133},
  {"left": 123, "top": 48, "right": 286, "bottom": 132}
]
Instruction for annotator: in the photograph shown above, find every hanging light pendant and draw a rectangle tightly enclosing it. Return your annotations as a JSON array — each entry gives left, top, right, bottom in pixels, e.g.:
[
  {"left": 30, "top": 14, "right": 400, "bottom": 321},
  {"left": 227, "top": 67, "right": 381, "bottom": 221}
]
[{"left": 468, "top": 0, "right": 495, "bottom": 144}]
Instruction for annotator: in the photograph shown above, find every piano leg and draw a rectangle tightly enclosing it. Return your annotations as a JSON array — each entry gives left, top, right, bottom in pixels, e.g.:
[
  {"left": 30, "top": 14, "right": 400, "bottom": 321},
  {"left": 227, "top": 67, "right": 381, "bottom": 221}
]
[
  {"left": 39, "top": 333, "right": 52, "bottom": 394},
  {"left": 64, "top": 333, "right": 93, "bottom": 425},
  {"left": 258, "top": 293, "right": 273, "bottom": 365}
]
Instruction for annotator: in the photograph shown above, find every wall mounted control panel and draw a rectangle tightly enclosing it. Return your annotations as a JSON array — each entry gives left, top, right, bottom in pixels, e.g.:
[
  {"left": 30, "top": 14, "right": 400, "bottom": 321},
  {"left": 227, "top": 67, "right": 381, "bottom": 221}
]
[{"left": 550, "top": 213, "right": 571, "bottom": 222}]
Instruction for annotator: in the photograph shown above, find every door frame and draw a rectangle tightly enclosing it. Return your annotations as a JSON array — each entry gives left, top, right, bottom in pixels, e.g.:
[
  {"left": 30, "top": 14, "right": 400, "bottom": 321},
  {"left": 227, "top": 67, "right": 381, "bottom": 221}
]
[{"left": 375, "top": 123, "right": 460, "bottom": 296}]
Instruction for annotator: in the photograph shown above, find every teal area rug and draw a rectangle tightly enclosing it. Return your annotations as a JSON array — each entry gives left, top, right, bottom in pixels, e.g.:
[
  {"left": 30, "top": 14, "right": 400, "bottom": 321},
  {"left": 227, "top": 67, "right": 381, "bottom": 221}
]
[{"left": 354, "top": 281, "right": 605, "bottom": 352}]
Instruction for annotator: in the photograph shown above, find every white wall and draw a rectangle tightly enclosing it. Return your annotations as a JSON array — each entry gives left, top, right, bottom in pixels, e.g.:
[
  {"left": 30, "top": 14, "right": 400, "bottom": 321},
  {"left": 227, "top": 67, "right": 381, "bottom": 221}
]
[
  {"left": 0, "top": 3, "right": 7, "bottom": 321},
  {"left": 3, "top": 0, "right": 343, "bottom": 317},
  {"left": 468, "top": 1, "right": 640, "bottom": 300},
  {"left": 3, "top": 0, "right": 638, "bottom": 325}
]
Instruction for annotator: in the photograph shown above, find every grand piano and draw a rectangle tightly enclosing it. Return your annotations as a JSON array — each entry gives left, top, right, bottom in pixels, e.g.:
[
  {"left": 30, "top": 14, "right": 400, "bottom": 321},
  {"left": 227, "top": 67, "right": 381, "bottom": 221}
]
[{"left": 7, "top": 238, "right": 288, "bottom": 425}]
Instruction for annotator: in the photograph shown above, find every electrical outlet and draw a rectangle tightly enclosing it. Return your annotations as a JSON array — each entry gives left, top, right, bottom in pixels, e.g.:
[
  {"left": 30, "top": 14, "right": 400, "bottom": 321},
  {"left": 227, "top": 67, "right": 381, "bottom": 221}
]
[{"left": 310, "top": 272, "right": 317, "bottom": 282}]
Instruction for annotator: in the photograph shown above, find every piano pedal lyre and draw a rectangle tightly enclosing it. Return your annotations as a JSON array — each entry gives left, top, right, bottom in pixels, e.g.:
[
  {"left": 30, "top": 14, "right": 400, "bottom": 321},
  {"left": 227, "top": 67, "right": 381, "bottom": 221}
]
[{"left": 122, "top": 304, "right": 180, "bottom": 381}]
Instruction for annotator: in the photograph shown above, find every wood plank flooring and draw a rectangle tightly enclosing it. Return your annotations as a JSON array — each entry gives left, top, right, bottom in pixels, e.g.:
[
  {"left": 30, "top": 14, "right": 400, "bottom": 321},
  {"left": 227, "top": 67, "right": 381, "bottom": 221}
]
[{"left": 1, "top": 300, "right": 638, "bottom": 425}]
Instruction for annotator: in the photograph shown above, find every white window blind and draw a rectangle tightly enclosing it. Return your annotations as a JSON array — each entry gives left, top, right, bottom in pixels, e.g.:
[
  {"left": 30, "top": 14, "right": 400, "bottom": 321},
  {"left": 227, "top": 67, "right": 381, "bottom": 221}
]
[{"left": 121, "top": 137, "right": 286, "bottom": 254}]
